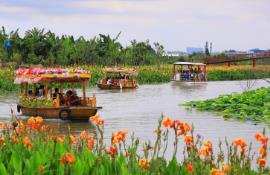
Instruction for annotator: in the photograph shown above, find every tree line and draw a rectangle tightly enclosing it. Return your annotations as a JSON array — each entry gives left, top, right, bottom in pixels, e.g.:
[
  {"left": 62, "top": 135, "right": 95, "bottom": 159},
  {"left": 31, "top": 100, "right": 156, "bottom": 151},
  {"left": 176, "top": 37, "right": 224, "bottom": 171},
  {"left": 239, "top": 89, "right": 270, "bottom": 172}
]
[{"left": 0, "top": 26, "right": 169, "bottom": 66}]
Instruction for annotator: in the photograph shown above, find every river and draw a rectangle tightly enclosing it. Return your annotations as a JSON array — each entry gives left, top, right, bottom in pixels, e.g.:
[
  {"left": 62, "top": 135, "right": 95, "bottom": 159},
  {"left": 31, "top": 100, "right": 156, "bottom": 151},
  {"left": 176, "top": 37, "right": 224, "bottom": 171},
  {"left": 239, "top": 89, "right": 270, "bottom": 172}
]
[{"left": 0, "top": 79, "right": 269, "bottom": 161}]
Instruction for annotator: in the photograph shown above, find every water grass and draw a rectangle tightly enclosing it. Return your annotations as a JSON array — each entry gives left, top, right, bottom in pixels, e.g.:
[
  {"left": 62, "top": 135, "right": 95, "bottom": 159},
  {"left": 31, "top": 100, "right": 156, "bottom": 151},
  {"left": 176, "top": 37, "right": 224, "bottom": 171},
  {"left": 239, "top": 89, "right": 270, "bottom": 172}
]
[{"left": 183, "top": 87, "right": 270, "bottom": 122}]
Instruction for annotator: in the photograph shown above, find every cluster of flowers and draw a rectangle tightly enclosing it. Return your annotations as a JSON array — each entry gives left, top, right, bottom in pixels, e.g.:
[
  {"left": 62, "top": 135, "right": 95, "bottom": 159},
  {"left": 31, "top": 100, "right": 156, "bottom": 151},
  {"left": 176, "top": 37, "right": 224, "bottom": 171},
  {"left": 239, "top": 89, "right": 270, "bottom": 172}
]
[{"left": 15, "top": 67, "right": 89, "bottom": 76}]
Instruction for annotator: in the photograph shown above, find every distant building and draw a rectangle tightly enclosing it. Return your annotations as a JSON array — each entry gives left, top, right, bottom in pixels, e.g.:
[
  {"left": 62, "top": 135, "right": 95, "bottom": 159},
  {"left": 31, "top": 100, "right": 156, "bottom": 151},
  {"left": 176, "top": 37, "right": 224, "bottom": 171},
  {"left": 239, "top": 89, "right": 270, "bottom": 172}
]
[
  {"left": 224, "top": 50, "right": 248, "bottom": 56},
  {"left": 165, "top": 51, "right": 187, "bottom": 57},
  {"left": 186, "top": 47, "right": 203, "bottom": 54},
  {"left": 248, "top": 48, "right": 265, "bottom": 53}
]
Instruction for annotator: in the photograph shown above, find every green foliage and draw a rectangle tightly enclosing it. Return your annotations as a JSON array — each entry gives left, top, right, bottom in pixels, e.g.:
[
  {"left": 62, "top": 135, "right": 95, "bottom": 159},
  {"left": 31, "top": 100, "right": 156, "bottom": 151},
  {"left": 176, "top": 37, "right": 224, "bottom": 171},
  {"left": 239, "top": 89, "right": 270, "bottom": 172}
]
[
  {"left": 19, "top": 98, "right": 56, "bottom": 107},
  {"left": 183, "top": 87, "right": 270, "bottom": 122}
]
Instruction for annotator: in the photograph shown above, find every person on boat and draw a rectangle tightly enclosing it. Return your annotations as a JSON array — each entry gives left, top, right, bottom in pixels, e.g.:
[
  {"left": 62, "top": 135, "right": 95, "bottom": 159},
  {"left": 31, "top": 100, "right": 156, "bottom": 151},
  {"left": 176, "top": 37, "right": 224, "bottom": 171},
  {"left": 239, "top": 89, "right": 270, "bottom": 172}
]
[
  {"left": 28, "top": 90, "right": 34, "bottom": 97},
  {"left": 53, "top": 88, "right": 65, "bottom": 105},
  {"left": 65, "top": 90, "right": 73, "bottom": 106},
  {"left": 70, "top": 91, "right": 81, "bottom": 106},
  {"left": 107, "top": 78, "right": 112, "bottom": 85}
]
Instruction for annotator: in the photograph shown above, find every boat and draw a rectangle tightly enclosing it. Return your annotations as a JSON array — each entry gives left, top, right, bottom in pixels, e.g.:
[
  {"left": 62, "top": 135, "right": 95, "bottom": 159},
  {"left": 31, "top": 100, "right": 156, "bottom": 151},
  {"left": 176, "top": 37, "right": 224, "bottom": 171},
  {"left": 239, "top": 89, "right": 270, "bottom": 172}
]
[
  {"left": 15, "top": 67, "right": 102, "bottom": 120},
  {"left": 97, "top": 67, "right": 138, "bottom": 89},
  {"left": 172, "top": 62, "right": 207, "bottom": 82}
]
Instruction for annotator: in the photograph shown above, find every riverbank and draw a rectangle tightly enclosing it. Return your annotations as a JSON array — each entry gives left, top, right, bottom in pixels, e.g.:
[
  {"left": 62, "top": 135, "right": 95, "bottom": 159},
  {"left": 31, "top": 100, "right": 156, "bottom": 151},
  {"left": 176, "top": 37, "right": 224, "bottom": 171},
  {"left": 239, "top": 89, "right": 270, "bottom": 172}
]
[
  {"left": 183, "top": 87, "right": 270, "bottom": 122},
  {"left": 0, "top": 65, "right": 270, "bottom": 92},
  {"left": 0, "top": 115, "right": 269, "bottom": 174}
]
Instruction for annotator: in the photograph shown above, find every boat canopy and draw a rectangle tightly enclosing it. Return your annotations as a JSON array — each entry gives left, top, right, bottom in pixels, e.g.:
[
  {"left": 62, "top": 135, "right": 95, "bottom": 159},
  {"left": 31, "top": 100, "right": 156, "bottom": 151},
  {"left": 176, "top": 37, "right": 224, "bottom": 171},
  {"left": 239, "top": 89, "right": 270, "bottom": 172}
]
[
  {"left": 104, "top": 67, "right": 138, "bottom": 76},
  {"left": 173, "top": 62, "right": 206, "bottom": 66},
  {"left": 14, "top": 68, "right": 91, "bottom": 84}
]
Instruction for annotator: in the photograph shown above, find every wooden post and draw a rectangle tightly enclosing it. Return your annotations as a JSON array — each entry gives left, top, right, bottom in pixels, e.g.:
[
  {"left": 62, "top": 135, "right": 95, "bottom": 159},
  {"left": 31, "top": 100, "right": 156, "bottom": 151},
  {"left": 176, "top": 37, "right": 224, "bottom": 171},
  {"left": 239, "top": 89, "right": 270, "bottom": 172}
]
[
  {"left": 228, "top": 62, "right": 231, "bottom": 67},
  {"left": 252, "top": 59, "right": 256, "bottom": 68},
  {"left": 50, "top": 82, "right": 53, "bottom": 99},
  {"left": 72, "top": 82, "right": 75, "bottom": 93},
  {"left": 44, "top": 82, "right": 48, "bottom": 99},
  {"left": 25, "top": 83, "right": 28, "bottom": 97},
  {"left": 33, "top": 84, "right": 36, "bottom": 96},
  {"left": 82, "top": 81, "right": 86, "bottom": 101},
  {"left": 20, "top": 84, "right": 23, "bottom": 96},
  {"left": 60, "top": 82, "right": 63, "bottom": 94}
]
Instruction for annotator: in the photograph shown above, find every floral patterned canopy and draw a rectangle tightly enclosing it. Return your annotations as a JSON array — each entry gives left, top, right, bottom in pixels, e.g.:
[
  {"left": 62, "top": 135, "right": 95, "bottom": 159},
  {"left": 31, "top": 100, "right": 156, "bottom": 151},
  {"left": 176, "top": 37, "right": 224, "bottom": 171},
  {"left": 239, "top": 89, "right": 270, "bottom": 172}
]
[{"left": 14, "top": 68, "right": 91, "bottom": 84}]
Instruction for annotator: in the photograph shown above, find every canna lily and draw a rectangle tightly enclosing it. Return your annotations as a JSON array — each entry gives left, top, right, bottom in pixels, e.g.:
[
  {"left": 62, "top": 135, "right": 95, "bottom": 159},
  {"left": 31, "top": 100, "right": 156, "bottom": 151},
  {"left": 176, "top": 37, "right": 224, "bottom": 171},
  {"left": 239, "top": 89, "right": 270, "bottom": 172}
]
[
  {"left": 36, "top": 116, "right": 43, "bottom": 124},
  {"left": 0, "top": 122, "right": 4, "bottom": 128},
  {"left": 258, "top": 158, "right": 266, "bottom": 167},
  {"left": 107, "top": 145, "right": 117, "bottom": 156},
  {"left": 233, "top": 138, "right": 248, "bottom": 148},
  {"left": 65, "top": 152, "right": 75, "bottom": 165},
  {"left": 162, "top": 116, "right": 173, "bottom": 128},
  {"left": 22, "top": 136, "right": 32, "bottom": 148},
  {"left": 184, "top": 135, "right": 193, "bottom": 143},
  {"left": 70, "top": 135, "right": 78, "bottom": 144},
  {"left": 39, "top": 165, "right": 45, "bottom": 173},
  {"left": 0, "top": 137, "right": 4, "bottom": 143},
  {"left": 90, "top": 114, "right": 104, "bottom": 126},
  {"left": 87, "top": 137, "right": 94, "bottom": 150},
  {"left": 27, "top": 116, "right": 36, "bottom": 125},
  {"left": 187, "top": 163, "right": 193, "bottom": 173},
  {"left": 255, "top": 133, "right": 268, "bottom": 145},
  {"left": 80, "top": 130, "right": 88, "bottom": 139},
  {"left": 57, "top": 136, "right": 64, "bottom": 144},
  {"left": 183, "top": 122, "right": 191, "bottom": 133},
  {"left": 138, "top": 158, "right": 147, "bottom": 167}
]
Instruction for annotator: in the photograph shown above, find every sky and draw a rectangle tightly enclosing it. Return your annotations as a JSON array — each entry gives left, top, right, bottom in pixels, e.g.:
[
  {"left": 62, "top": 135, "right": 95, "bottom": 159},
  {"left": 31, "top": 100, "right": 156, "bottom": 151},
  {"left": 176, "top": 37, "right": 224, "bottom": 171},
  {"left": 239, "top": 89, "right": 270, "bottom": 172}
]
[{"left": 0, "top": 0, "right": 269, "bottom": 52}]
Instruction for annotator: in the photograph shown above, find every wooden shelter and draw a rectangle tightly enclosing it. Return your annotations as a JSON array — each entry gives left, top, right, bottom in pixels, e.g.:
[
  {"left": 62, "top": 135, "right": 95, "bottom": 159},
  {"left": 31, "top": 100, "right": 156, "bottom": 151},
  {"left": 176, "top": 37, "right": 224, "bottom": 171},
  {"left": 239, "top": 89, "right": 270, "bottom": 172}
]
[
  {"left": 97, "top": 67, "right": 138, "bottom": 89},
  {"left": 15, "top": 67, "right": 101, "bottom": 120},
  {"left": 172, "top": 62, "right": 207, "bottom": 81}
]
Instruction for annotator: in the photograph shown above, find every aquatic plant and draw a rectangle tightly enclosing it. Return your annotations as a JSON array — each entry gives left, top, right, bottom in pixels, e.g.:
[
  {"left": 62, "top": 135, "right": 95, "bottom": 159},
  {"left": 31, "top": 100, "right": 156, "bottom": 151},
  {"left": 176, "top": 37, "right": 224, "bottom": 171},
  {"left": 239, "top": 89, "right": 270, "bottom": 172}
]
[
  {"left": 183, "top": 87, "right": 270, "bottom": 122},
  {"left": 0, "top": 115, "right": 269, "bottom": 174}
]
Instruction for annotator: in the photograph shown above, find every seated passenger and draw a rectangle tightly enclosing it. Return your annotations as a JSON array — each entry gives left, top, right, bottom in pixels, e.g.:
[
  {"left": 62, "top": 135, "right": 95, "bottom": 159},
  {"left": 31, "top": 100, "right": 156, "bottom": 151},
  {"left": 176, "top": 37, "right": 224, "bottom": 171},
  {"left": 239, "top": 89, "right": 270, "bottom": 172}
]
[
  {"left": 70, "top": 91, "right": 81, "bottom": 106},
  {"left": 53, "top": 88, "right": 59, "bottom": 99},
  {"left": 65, "top": 90, "right": 73, "bottom": 106},
  {"left": 28, "top": 90, "right": 34, "bottom": 97}
]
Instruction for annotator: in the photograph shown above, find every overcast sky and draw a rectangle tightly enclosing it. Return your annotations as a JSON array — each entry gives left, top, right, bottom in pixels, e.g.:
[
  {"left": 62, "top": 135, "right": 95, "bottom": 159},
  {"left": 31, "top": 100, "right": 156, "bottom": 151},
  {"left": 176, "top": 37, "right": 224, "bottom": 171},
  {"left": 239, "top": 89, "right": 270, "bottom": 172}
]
[{"left": 1, "top": 0, "right": 269, "bottom": 51}]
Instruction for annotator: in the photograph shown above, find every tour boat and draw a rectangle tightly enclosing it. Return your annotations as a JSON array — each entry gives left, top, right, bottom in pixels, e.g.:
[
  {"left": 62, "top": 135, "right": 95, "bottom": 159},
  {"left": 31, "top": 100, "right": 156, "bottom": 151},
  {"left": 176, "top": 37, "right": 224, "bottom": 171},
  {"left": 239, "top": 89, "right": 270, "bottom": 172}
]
[
  {"left": 97, "top": 67, "right": 138, "bottom": 89},
  {"left": 15, "top": 67, "right": 101, "bottom": 120},
  {"left": 172, "top": 62, "right": 207, "bottom": 82}
]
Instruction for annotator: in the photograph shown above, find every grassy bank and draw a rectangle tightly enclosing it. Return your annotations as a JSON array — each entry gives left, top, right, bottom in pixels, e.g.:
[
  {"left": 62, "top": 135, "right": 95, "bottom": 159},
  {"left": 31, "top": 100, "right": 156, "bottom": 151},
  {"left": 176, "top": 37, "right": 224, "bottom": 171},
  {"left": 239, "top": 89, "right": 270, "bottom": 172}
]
[
  {"left": 0, "top": 115, "right": 269, "bottom": 174},
  {"left": 183, "top": 87, "right": 270, "bottom": 122},
  {"left": 0, "top": 65, "right": 270, "bottom": 92}
]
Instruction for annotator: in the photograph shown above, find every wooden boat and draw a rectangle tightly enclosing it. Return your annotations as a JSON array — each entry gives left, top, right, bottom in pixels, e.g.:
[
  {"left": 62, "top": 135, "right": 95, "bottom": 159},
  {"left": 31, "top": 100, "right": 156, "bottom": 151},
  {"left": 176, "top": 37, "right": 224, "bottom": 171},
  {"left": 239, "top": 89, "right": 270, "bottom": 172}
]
[
  {"left": 172, "top": 62, "right": 207, "bottom": 82},
  {"left": 97, "top": 68, "right": 138, "bottom": 89},
  {"left": 15, "top": 67, "right": 102, "bottom": 120}
]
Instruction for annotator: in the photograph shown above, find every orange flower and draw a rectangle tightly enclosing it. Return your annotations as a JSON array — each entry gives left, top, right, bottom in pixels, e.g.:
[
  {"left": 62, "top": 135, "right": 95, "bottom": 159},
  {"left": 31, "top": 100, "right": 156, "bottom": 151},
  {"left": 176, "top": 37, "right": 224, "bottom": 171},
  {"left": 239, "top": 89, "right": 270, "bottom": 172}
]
[
  {"left": 61, "top": 156, "right": 66, "bottom": 165},
  {"left": 183, "top": 122, "right": 191, "bottom": 133},
  {"left": 259, "top": 146, "right": 266, "bottom": 156},
  {"left": 10, "top": 136, "right": 19, "bottom": 144},
  {"left": 65, "top": 152, "right": 75, "bottom": 165},
  {"left": 27, "top": 117, "right": 36, "bottom": 125},
  {"left": 162, "top": 116, "right": 173, "bottom": 128},
  {"left": 255, "top": 133, "right": 268, "bottom": 145},
  {"left": 39, "top": 165, "right": 45, "bottom": 173},
  {"left": 233, "top": 138, "right": 248, "bottom": 148},
  {"left": 80, "top": 130, "right": 88, "bottom": 139},
  {"left": 107, "top": 145, "right": 117, "bottom": 156},
  {"left": 221, "top": 163, "right": 231, "bottom": 172},
  {"left": 87, "top": 137, "right": 94, "bottom": 150},
  {"left": 90, "top": 114, "right": 104, "bottom": 126},
  {"left": 70, "top": 135, "right": 78, "bottom": 144},
  {"left": 0, "top": 137, "right": 4, "bottom": 143},
  {"left": 187, "top": 163, "right": 193, "bottom": 173},
  {"left": 36, "top": 116, "right": 43, "bottom": 124},
  {"left": 57, "top": 136, "right": 64, "bottom": 144},
  {"left": 184, "top": 135, "right": 193, "bottom": 143},
  {"left": 198, "top": 149, "right": 209, "bottom": 157},
  {"left": 139, "top": 158, "right": 147, "bottom": 167},
  {"left": 258, "top": 158, "right": 266, "bottom": 167},
  {"left": 0, "top": 122, "right": 4, "bottom": 128},
  {"left": 116, "top": 130, "right": 128, "bottom": 140}
]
